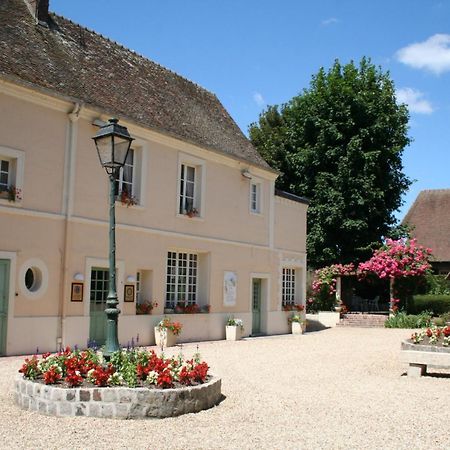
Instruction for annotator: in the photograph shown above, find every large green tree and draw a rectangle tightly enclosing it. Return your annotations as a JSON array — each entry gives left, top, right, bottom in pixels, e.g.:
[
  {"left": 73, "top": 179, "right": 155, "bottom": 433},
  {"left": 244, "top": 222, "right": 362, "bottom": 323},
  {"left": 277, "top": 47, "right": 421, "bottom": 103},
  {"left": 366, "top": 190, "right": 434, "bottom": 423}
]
[{"left": 249, "top": 58, "right": 411, "bottom": 268}]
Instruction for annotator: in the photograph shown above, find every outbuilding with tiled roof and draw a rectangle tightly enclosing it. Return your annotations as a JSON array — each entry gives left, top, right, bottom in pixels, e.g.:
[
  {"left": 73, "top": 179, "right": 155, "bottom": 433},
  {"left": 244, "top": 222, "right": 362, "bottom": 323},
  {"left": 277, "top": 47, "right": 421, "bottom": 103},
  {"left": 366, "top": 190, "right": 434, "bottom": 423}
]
[{"left": 403, "top": 189, "right": 450, "bottom": 274}]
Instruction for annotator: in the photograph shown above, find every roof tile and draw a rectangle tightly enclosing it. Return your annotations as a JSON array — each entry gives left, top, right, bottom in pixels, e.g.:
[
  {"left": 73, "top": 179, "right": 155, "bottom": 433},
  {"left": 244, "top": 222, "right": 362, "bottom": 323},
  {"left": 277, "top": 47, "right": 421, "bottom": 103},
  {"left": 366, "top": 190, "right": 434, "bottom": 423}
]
[
  {"left": 0, "top": 0, "right": 271, "bottom": 170},
  {"left": 403, "top": 189, "right": 450, "bottom": 262}
]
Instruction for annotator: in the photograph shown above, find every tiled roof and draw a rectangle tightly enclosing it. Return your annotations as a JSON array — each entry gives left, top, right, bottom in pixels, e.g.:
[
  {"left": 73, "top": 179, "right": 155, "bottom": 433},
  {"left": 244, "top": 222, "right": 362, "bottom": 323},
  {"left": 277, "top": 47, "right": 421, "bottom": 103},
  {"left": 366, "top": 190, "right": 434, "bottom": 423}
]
[
  {"left": 275, "top": 189, "right": 310, "bottom": 205},
  {"left": 0, "top": 0, "right": 272, "bottom": 171},
  {"left": 403, "top": 189, "right": 450, "bottom": 262}
]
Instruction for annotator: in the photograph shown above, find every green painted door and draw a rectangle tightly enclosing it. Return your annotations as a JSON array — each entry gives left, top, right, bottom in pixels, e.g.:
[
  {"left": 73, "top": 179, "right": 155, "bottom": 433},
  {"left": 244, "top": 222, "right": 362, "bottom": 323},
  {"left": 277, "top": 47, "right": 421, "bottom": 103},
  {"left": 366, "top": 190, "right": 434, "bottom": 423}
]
[
  {"left": 252, "top": 278, "right": 262, "bottom": 335},
  {"left": 0, "top": 260, "right": 10, "bottom": 355},
  {"left": 89, "top": 268, "right": 109, "bottom": 346}
]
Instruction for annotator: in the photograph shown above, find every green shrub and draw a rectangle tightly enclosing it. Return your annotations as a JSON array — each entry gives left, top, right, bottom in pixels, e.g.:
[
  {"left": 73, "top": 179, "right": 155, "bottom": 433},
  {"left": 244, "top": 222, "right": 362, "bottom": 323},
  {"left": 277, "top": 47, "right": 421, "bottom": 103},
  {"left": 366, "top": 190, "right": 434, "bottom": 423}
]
[
  {"left": 408, "top": 295, "right": 450, "bottom": 315},
  {"left": 384, "top": 311, "right": 432, "bottom": 328},
  {"left": 425, "top": 274, "right": 450, "bottom": 295},
  {"left": 439, "top": 312, "right": 450, "bottom": 323},
  {"left": 433, "top": 317, "right": 446, "bottom": 327}
]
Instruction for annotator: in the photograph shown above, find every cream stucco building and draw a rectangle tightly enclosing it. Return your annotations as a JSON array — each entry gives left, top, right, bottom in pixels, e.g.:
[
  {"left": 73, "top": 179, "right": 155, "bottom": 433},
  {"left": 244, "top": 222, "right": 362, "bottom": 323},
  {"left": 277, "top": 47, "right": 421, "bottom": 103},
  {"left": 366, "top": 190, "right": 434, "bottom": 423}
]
[{"left": 0, "top": 0, "right": 308, "bottom": 355}]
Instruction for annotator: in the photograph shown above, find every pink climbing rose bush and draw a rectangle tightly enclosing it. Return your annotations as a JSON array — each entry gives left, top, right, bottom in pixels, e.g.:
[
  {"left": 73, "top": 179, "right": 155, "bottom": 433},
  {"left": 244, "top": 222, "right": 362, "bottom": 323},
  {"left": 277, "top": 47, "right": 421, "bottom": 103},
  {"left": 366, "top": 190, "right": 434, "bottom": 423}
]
[
  {"left": 357, "top": 238, "right": 432, "bottom": 279},
  {"left": 308, "top": 263, "right": 355, "bottom": 312},
  {"left": 312, "top": 263, "right": 355, "bottom": 296}
]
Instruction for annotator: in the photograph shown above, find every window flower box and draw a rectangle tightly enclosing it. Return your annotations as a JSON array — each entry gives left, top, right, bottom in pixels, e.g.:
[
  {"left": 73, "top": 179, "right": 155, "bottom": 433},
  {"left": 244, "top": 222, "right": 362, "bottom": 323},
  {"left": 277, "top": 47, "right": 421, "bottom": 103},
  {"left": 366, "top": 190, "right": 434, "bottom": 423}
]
[{"left": 136, "top": 300, "right": 158, "bottom": 315}]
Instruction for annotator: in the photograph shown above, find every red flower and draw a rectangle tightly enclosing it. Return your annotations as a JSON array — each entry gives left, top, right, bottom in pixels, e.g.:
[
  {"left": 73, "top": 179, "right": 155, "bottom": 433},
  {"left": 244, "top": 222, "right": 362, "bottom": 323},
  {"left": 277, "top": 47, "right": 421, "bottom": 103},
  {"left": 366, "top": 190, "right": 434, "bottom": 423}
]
[
  {"left": 43, "top": 366, "right": 62, "bottom": 385},
  {"left": 90, "top": 365, "right": 114, "bottom": 387},
  {"left": 157, "top": 369, "right": 173, "bottom": 388},
  {"left": 65, "top": 370, "right": 83, "bottom": 387}
]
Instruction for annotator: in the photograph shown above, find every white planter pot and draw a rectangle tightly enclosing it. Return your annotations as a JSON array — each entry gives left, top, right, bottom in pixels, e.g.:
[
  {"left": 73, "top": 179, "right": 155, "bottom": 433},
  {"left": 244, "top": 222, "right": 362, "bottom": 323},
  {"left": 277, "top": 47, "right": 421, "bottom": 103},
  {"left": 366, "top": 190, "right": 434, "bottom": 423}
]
[
  {"left": 154, "top": 327, "right": 177, "bottom": 348},
  {"left": 226, "top": 325, "right": 242, "bottom": 341},
  {"left": 291, "top": 322, "right": 304, "bottom": 335}
]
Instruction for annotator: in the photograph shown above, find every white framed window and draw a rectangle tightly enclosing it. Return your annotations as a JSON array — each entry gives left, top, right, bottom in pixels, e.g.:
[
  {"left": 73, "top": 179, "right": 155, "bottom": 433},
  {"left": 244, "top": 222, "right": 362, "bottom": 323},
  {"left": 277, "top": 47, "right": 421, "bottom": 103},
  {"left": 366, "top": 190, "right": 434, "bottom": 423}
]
[
  {"left": 0, "top": 159, "right": 10, "bottom": 191},
  {"left": 113, "top": 146, "right": 146, "bottom": 207},
  {"left": 136, "top": 270, "right": 141, "bottom": 303},
  {"left": 250, "top": 181, "right": 261, "bottom": 214},
  {"left": 166, "top": 251, "right": 198, "bottom": 307},
  {"left": 177, "top": 153, "right": 205, "bottom": 218},
  {"left": 0, "top": 146, "right": 25, "bottom": 204},
  {"left": 19, "top": 258, "right": 48, "bottom": 299},
  {"left": 179, "top": 164, "right": 196, "bottom": 214},
  {"left": 115, "top": 149, "right": 134, "bottom": 196},
  {"left": 282, "top": 268, "right": 296, "bottom": 306}
]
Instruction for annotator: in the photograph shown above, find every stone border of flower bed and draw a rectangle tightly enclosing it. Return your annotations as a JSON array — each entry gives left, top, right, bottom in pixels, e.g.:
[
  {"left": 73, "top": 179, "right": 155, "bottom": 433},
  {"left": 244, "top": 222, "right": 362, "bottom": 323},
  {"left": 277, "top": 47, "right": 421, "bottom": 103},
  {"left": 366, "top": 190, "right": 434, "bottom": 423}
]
[
  {"left": 15, "top": 376, "right": 222, "bottom": 418},
  {"left": 400, "top": 340, "right": 450, "bottom": 377}
]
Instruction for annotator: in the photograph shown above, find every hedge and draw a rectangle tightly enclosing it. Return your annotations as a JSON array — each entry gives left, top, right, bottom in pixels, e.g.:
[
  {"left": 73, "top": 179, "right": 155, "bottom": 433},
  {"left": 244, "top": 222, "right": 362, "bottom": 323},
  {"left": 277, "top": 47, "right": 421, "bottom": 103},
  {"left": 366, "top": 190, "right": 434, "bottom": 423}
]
[{"left": 408, "top": 295, "right": 450, "bottom": 315}]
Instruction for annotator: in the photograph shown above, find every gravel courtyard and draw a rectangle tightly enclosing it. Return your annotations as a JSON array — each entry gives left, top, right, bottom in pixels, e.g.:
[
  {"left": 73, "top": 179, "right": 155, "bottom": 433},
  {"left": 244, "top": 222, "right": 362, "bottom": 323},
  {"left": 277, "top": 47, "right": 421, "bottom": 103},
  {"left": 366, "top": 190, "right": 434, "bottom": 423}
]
[{"left": 0, "top": 327, "right": 449, "bottom": 450}]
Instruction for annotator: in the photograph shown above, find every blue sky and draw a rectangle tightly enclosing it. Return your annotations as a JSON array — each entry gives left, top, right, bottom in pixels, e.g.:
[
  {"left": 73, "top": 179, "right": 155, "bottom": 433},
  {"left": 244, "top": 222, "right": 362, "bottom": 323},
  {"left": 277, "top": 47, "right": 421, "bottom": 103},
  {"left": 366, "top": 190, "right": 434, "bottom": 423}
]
[{"left": 52, "top": 0, "right": 450, "bottom": 221}]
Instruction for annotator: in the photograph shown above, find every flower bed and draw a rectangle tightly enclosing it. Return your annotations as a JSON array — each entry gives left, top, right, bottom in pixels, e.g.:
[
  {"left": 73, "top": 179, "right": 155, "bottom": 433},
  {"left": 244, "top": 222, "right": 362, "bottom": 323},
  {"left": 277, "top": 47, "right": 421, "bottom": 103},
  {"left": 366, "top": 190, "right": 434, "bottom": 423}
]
[
  {"left": 19, "top": 347, "right": 208, "bottom": 388},
  {"left": 409, "top": 326, "right": 450, "bottom": 347},
  {"left": 400, "top": 326, "right": 450, "bottom": 377},
  {"left": 16, "top": 347, "right": 221, "bottom": 418}
]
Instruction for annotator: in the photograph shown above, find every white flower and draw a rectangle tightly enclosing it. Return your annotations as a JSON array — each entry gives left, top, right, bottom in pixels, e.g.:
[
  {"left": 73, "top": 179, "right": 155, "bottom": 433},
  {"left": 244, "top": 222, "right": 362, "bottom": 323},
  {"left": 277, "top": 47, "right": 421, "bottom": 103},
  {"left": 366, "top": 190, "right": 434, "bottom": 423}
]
[{"left": 146, "top": 371, "right": 158, "bottom": 385}]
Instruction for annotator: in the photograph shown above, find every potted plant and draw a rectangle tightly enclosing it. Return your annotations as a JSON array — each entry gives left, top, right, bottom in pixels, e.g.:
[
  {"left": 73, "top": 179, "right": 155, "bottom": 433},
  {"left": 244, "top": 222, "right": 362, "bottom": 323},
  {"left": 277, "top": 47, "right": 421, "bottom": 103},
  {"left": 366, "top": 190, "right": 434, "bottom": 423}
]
[
  {"left": 186, "top": 207, "right": 199, "bottom": 218},
  {"left": 288, "top": 314, "right": 306, "bottom": 334},
  {"left": 0, "top": 185, "right": 22, "bottom": 202},
  {"left": 119, "top": 187, "right": 138, "bottom": 207},
  {"left": 154, "top": 317, "right": 182, "bottom": 348},
  {"left": 282, "top": 304, "right": 305, "bottom": 312},
  {"left": 226, "top": 317, "right": 244, "bottom": 341},
  {"left": 136, "top": 300, "right": 158, "bottom": 315}
]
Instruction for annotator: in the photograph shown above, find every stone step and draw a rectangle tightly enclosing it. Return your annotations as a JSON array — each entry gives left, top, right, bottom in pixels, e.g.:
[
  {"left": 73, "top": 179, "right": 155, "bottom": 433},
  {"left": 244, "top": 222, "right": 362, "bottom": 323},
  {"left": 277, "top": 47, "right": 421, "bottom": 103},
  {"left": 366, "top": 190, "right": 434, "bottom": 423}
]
[{"left": 338, "top": 314, "right": 387, "bottom": 328}]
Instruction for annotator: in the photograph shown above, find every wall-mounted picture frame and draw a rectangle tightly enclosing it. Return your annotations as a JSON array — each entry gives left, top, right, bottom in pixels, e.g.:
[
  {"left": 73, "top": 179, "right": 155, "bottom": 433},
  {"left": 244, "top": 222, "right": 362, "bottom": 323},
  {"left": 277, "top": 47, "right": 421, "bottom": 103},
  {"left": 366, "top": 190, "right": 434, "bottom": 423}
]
[
  {"left": 71, "top": 282, "right": 83, "bottom": 302},
  {"left": 124, "top": 284, "right": 135, "bottom": 303}
]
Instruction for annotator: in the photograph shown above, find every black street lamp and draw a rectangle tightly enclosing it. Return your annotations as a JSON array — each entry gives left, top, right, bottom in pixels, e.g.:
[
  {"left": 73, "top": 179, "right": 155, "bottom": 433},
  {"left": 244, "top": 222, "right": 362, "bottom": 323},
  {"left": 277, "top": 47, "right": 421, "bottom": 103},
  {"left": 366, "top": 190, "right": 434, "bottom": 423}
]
[{"left": 92, "top": 118, "right": 134, "bottom": 357}]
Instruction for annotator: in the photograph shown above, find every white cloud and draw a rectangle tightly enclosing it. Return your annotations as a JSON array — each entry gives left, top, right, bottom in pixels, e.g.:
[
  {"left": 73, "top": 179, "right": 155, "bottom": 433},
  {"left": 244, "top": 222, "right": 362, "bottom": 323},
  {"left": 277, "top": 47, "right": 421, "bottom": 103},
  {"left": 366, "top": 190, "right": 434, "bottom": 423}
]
[
  {"left": 253, "top": 92, "right": 266, "bottom": 107},
  {"left": 321, "top": 17, "right": 339, "bottom": 26},
  {"left": 395, "top": 87, "right": 434, "bottom": 114},
  {"left": 396, "top": 34, "right": 450, "bottom": 74}
]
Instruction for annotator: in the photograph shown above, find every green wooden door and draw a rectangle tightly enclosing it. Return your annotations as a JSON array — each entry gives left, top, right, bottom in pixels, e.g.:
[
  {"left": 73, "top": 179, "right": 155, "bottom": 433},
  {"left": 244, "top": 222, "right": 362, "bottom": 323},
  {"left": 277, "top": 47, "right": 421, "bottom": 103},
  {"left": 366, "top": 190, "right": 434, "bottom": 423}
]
[
  {"left": 0, "top": 260, "right": 10, "bottom": 355},
  {"left": 252, "top": 278, "right": 262, "bottom": 335},
  {"left": 89, "top": 268, "right": 109, "bottom": 346}
]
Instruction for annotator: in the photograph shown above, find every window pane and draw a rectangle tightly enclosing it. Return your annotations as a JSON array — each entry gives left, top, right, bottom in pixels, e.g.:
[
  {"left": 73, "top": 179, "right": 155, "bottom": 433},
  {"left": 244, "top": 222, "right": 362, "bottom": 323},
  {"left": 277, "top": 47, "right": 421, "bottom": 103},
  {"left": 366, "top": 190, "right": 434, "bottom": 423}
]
[
  {"left": 186, "top": 166, "right": 195, "bottom": 182},
  {"left": 123, "top": 164, "right": 133, "bottom": 184},
  {"left": 186, "top": 181, "right": 194, "bottom": 198}
]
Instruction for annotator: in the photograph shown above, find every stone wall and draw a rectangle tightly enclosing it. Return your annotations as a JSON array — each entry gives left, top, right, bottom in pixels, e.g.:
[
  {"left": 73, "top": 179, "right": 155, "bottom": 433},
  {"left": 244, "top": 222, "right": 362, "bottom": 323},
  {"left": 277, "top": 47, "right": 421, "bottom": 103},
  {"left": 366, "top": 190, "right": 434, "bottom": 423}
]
[{"left": 15, "top": 376, "right": 222, "bottom": 418}]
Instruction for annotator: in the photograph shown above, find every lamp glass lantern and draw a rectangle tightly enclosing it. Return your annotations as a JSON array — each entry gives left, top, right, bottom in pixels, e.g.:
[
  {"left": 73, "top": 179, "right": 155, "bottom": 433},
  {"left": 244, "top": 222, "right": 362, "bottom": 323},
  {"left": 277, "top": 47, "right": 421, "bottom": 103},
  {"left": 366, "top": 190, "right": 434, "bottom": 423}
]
[
  {"left": 92, "top": 118, "right": 134, "bottom": 357},
  {"left": 93, "top": 118, "right": 134, "bottom": 174}
]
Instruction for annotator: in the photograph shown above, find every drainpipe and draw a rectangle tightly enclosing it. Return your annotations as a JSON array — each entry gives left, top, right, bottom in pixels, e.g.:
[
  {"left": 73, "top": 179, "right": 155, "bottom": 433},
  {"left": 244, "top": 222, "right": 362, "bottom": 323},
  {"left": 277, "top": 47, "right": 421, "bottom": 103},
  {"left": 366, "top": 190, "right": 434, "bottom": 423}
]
[{"left": 57, "top": 102, "right": 81, "bottom": 350}]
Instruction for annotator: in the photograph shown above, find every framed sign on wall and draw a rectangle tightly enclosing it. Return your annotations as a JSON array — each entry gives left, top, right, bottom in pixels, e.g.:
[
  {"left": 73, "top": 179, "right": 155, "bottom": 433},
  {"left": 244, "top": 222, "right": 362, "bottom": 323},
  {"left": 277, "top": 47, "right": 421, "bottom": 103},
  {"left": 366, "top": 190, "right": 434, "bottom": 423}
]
[
  {"left": 223, "top": 271, "right": 237, "bottom": 306},
  {"left": 124, "top": 284, "right": 135, "bottom": 303},
  {"left": 71, "top": 282, "right": 83, "bottom": 302}
]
